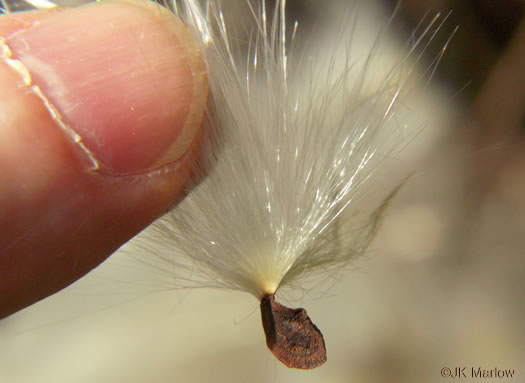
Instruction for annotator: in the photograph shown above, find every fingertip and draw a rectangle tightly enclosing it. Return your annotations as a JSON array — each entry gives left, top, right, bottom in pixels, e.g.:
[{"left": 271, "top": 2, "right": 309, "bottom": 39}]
[
  {"left": 0, "top": 0, "right": 208, "bottom": 317},
  {"left": 3, "top": 0, "right": 208, "bottom": 174}
]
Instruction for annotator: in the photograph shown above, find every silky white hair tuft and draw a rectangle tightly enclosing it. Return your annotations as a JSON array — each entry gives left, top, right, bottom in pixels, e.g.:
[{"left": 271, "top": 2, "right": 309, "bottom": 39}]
[{"left": 137, "top": 0, "right": 451, "bottom": 300}]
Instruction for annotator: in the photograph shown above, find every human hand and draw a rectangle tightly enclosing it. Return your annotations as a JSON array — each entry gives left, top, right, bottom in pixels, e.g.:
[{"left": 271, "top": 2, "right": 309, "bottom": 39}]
[{"left": 0, "top": 0, "right": 208, "bottom": 318}]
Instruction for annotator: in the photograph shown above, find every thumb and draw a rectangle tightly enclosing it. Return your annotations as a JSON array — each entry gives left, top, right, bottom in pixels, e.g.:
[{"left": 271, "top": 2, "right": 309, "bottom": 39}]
[{"left": 0, "top": 0, "right": 208, "bottom": 317}]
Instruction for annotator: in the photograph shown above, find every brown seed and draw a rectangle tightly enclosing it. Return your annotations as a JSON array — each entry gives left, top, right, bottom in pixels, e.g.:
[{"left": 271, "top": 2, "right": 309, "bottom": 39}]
[{"left": 260, "top": 294, "right": 327, "bottom": 369}]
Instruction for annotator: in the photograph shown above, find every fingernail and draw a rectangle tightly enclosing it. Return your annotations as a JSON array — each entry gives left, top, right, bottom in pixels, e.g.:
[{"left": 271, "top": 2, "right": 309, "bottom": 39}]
[{"left": 6, "top": 0, "right": 207, "bottom": 174}]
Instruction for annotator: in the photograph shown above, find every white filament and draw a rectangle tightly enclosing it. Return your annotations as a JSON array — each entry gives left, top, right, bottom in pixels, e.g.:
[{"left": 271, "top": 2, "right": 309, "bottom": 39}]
[{"left": 136, "top": 0, "right": 449, "bottom": 300}]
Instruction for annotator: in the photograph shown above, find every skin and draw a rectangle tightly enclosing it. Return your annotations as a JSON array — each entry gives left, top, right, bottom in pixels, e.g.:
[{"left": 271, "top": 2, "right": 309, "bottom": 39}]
[{"left": 0, "top": 0, "right": 208, "bottom": 318}]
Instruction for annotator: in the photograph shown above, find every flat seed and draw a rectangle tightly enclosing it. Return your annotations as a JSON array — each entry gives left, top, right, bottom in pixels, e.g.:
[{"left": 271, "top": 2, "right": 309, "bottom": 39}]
[{"left": 260, "top": 294, "right": 327, "bottom": 369}]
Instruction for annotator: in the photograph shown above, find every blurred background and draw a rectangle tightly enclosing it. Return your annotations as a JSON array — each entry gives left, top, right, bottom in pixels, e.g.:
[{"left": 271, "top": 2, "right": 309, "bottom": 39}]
[{"left": 1, "top": 0, "right": 524, "bottom": 382}]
